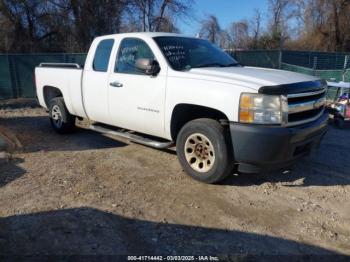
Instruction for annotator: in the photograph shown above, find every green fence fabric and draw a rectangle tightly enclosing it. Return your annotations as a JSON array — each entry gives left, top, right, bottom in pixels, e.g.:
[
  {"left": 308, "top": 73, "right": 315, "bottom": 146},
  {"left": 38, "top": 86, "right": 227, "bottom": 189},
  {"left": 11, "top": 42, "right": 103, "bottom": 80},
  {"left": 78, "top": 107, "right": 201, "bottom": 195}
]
[
  {"left": 0, "top": 55, "right": 13, "bottom": 99},
  {"left": 232, "top": 50, "right": 349, "bottom": 83},
  {"left": 281, "top": 63, "right": 350, "bottom": 82},
  {"left": 0, "top": 50, "right": 349, "bottom": 100},
  {"left": 230, "top": 50, "right": 280, "bottom": 69},
  {"left": 282, "top": 50, "right": 350, "bottom": 70},
  {"left": 231, "top": 50, "right": 350, "bottom": 70},
  {"left": 0, "top": 54, "right": 86, "bottom": 99}
]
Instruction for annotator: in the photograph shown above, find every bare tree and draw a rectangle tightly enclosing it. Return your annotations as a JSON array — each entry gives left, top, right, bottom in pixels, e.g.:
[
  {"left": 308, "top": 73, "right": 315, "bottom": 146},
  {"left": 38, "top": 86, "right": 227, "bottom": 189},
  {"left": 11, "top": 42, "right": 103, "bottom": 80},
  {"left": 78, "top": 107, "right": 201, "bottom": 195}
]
[
  {"left": 199, "top": 15, "right": 221, "bottom": 44},
  {"left": 129, "top": 0, "right": 154, "bottom": 32},
  {"left": 327, "top": 0, "right": 350, "bottom": 51},
  {"left": 155, "top": 0, "right": 192, "bottom": 31},
  {"left": 129, "top": 0, "right": 193, "bottom": 32},
  {"left": 265, "top": 0, "right": 303, "bottom": 49},
  {"left": 0, "top": 0, "right": 67, "bottom": 52},
  {"left": 287, "top": 0, "right": 350, "bottom": 52},
  {"left": 219, "top": 30, "right": 232, "bottom": 49},
  {"left": 227, "top": 20, "right": 250, "bottom": 49},
  {"left": 250, "top": 9, "right": 262, "bottom": 49},
  {"left": 0, "top": 0, "right": 192, "bottom": 52},
  {"left": 268, "top": 0, "right": 291, "bottom": 49},
  {"left": 0, "top": 7, "right": 11, "bottom": 52},
  {"left": 67, "top": 0, "right": 126, "bottom": 51},
  {"left": 2, "top": 0, "right": 350, "bottom": 53}
]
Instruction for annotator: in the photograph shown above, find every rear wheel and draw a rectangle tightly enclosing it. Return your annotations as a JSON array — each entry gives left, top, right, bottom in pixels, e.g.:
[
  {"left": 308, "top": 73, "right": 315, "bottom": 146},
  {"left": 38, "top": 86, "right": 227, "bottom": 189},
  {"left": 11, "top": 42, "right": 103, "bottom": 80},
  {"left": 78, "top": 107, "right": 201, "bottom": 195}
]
[
  {"left": 49, "top": 97, "right": 76, "bottom": 134},
  {"left": 176, "top": 118, "right": 234, "bottom": 184},
  {"left": 334, "top": 117, "right": 344, "bottom": 129}
]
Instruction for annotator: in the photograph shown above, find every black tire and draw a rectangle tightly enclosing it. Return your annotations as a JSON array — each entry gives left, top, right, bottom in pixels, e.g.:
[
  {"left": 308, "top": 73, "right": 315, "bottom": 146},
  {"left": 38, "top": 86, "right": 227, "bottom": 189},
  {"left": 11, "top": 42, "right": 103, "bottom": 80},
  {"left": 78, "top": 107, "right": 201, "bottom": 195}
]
[
  {"left": 176, "top": 118, "right": 234, "bottom": 184},
  {"left": 334, "top": 117, "right": 344, "bottom": 129},
  {"left": 49, "top": 97, "right": 76, "bottom": 134}
]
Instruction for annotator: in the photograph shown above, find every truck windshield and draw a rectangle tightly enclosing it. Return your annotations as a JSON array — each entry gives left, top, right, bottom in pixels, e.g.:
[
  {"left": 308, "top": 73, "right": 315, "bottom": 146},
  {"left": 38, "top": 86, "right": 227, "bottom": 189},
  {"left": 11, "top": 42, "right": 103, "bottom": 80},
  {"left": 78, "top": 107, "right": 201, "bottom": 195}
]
[{"left": 153, "top": 36, "right": 239, "bottom": 71}]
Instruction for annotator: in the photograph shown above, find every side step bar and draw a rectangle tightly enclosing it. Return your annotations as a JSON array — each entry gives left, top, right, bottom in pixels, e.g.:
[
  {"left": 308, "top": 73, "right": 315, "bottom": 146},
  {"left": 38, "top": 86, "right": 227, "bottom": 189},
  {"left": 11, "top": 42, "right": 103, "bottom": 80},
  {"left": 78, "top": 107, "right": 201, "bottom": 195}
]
[{"left": 89, "top": 124, "right": 174, "bottom": 149}]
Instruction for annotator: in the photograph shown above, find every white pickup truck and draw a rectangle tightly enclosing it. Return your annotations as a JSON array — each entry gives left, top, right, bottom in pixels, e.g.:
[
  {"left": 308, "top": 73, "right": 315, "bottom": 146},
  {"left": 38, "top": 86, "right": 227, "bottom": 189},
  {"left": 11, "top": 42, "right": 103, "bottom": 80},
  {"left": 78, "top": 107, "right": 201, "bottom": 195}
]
[{"left": 35, "top": 32, "right": 328, "bottom": 183}]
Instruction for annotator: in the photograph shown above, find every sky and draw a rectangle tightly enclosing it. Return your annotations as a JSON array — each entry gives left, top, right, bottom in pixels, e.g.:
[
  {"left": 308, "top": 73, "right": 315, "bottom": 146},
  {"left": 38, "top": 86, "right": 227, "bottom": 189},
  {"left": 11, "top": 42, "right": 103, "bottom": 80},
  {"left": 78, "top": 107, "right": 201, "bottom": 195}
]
[{"left": 178, "top": 0, "right": 269, "bottom": 36}]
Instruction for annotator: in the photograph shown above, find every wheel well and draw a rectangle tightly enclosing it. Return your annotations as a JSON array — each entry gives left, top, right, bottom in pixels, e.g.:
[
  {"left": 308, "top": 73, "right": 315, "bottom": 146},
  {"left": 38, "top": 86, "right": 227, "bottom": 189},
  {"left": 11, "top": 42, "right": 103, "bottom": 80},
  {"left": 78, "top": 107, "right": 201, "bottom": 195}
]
[
  {"left": 170, "top": 104, "right": 229, "bottom": 140},
  {"left": 43, "top": 86, "right": 63, "bottom": 107}
]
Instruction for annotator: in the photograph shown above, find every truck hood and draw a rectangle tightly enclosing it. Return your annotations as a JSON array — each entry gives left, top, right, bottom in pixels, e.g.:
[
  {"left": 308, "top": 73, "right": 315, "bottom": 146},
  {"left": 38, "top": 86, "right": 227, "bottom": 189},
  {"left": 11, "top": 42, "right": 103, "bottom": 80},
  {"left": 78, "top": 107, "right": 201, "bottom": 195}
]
[{"left": 185, "top": 66, "right": 319, "bottom": 91}]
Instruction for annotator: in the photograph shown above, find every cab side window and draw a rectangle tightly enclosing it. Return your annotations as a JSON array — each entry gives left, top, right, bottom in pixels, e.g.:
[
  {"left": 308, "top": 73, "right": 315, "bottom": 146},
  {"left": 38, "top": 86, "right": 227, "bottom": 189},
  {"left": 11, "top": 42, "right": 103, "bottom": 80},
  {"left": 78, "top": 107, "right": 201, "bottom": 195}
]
[
  {"left": 93, "top": 39, "right": 114, "bottom": 72},
  {"left": 115, "top": 38, "right": 155, "bottom": 75}
]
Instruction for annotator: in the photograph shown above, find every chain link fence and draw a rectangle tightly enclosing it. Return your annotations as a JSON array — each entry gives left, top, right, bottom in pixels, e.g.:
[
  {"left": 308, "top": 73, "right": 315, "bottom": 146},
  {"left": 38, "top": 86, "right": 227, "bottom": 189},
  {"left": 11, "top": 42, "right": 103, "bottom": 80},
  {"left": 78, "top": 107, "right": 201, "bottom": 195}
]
[
  {"left": 230, "top": 50, "right": 281, "bottom": 69},
  {"left": 230, "top": 50, "right": 350, "bottom": 82},
  {"left": 0, "top": 50, "right": 350, "bottom": 100}
]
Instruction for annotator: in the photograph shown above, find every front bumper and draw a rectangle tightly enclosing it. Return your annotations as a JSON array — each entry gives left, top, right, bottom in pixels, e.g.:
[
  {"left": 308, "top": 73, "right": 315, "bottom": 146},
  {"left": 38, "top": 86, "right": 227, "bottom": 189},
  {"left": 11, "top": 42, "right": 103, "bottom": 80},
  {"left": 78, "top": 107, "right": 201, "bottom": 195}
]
[{"left": 230, "top": 113, "right": 329, "bottom": 173}]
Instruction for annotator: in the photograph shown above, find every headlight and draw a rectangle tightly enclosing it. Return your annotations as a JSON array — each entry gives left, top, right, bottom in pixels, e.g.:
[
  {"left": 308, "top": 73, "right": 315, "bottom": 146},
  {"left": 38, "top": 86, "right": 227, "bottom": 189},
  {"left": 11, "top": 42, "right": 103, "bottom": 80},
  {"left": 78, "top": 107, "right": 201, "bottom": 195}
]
[{"left": 239, "top": 93, "right": 282, "bottom": 124}]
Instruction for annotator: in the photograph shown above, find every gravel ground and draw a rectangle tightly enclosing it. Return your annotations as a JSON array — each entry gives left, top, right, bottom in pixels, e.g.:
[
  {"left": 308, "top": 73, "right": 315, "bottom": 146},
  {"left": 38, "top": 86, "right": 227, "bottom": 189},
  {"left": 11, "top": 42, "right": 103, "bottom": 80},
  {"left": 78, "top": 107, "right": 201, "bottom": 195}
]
[{"left": 0, "top": 100, "right": 349, "bottom": 257}]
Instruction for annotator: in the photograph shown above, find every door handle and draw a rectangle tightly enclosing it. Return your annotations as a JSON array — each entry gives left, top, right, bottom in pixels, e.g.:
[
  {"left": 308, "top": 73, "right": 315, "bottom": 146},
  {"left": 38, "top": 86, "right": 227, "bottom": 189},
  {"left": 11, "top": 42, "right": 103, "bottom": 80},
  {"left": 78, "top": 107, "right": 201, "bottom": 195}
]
[{"left": 110, "top": 81, "right": 123, "bottom": 88}]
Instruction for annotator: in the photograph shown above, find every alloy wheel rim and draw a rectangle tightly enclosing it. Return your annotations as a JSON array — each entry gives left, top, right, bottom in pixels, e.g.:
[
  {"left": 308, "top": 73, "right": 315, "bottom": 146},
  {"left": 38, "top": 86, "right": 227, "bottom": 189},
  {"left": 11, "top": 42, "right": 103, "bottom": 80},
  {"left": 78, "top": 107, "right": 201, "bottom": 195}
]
[
  {"left": 52, "top": 105, "right": 63, "bottom": 128},
  {"left": 184, "top": 133, "right": 215, "bottom": 173}
]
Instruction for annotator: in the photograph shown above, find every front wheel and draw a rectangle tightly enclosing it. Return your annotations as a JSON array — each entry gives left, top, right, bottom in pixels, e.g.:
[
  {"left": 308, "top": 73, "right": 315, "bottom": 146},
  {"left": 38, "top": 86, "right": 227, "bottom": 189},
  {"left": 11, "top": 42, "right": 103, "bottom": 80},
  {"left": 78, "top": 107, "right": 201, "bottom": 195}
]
[
  {"left": 176, "top": 118, "right": 234, "bottom": 184},
  {"left": 334, "top": 117, "right": 344, "bottom": 129},
  {"left": 49, "top": 97, "right": 76, "bottom": 134}
]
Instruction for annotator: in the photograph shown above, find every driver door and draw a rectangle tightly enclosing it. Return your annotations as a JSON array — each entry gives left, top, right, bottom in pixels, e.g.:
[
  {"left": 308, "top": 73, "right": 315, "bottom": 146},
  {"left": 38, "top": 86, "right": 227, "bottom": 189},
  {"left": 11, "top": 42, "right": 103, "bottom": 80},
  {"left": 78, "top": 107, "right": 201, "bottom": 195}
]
[{"left": 108, "top": 38, "right": 167, "bottom": 138}]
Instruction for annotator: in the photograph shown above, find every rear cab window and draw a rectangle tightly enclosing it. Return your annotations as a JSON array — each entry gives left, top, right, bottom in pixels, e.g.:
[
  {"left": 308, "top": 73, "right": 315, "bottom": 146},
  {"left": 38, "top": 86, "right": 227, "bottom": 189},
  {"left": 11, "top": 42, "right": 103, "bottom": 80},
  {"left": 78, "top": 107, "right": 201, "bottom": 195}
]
[{"left": 93, "top": 39, "right": 115, "bottom": 72}]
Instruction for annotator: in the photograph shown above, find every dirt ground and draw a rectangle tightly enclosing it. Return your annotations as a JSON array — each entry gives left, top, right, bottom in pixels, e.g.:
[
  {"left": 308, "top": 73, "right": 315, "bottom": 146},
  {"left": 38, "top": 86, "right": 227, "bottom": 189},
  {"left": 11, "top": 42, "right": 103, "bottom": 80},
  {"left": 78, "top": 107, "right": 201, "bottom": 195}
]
[{"left": 0, "top": 100, "right": 349, "bottom": 257}]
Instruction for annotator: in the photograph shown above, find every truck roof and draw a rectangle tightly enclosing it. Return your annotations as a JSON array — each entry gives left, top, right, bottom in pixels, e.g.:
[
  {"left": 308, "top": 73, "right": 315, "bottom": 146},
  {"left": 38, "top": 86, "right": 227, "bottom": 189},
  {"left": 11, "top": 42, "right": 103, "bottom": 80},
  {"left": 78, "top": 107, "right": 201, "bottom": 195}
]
[{"left": 94, "top": 32, "right": 195, "bottom": 41}]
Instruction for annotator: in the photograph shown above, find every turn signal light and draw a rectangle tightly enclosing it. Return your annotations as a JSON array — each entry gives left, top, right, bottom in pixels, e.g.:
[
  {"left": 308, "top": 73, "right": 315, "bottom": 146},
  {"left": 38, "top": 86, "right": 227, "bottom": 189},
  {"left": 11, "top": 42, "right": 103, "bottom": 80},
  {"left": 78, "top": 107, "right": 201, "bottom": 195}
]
[
  {"left": 239, "top": 110, "right": 254, "bottom": 123},
  {"left": 239, "top": 93, "right": 282, "bottom": 124}
]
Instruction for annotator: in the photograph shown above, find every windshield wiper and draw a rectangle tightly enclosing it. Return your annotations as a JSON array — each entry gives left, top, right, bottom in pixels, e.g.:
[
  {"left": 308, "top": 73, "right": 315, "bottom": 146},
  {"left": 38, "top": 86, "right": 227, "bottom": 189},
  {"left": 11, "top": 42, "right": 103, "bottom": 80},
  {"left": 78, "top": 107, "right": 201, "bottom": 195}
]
[
  {"left": 222, "top": 62, "right": 240, "bottom": 67},
  {"left": 193, "top": 63, "right": 225, "bottom": 68},
  {"left": 191, "top": 62, "right": 240, "bottom": 69}
]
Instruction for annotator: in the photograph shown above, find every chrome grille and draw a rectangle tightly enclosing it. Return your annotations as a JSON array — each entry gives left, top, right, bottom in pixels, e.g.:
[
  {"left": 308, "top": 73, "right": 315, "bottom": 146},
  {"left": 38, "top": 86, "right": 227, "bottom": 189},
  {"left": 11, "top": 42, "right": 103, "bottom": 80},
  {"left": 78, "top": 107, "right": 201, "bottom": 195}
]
[{"left": 285, "top": 89, "right": 326, "bottom": 126}]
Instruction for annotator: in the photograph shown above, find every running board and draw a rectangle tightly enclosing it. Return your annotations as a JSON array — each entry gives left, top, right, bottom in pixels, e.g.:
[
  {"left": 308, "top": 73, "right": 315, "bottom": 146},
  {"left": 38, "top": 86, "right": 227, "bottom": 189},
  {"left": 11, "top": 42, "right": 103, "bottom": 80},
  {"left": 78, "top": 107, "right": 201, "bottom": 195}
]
[{"left": 89, "top": 124, "right": 174, "bottom": 149}]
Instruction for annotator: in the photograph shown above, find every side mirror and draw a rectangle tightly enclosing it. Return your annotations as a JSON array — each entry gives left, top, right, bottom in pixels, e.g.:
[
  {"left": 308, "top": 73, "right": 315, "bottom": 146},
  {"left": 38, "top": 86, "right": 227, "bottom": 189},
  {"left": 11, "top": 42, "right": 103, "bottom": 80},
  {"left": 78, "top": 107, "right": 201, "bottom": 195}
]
[{"left": 135, "top": 58, "right": 160, "bottom": 76}]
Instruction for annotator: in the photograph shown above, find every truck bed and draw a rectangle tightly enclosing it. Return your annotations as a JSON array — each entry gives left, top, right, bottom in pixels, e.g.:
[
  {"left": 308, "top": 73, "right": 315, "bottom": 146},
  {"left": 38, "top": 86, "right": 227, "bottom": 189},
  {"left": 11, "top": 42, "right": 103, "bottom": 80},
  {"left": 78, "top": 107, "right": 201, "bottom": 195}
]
[{"left": 35, "top": 66, "right": 87, "bottom": 118}]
